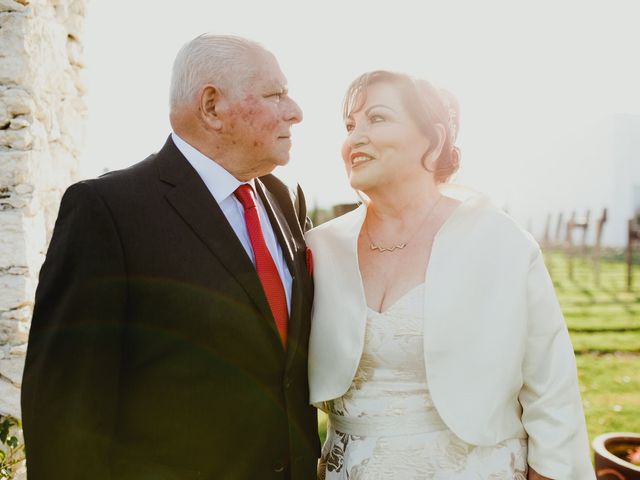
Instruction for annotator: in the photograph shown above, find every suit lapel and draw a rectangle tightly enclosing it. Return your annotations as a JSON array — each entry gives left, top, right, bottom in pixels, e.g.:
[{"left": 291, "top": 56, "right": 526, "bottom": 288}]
[
  {"left": 155, "top": 138, "right": 279, "bottom": 341},
  {"left": 255, "top": 179, "right": 303, "bottom": 365},
  {"left": 255, "top": 179, "right": 296, "bottom": 273}
]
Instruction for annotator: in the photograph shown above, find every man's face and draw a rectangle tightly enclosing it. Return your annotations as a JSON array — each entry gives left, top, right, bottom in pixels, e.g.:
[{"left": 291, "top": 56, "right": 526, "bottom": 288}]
[{"left": 221, "top": 51, "right": 303, "bottom": 175}]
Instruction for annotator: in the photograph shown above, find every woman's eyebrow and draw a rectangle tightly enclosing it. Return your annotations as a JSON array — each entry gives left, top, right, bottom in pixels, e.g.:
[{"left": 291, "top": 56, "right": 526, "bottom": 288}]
[{"left": 364, "top": 104, "right": 396, "bottom": 115}]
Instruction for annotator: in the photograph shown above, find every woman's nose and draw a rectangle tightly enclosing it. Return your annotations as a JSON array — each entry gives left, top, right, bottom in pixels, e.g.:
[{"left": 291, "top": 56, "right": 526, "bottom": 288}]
[{"left": 348, "top": 127, "right": 368, "bottom": 148}]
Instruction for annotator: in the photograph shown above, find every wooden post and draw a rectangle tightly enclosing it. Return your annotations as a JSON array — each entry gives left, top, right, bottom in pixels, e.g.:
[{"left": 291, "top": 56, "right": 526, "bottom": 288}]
[
  {"left": 555, "top": 212, "right": 565, "bottom": 246},
  {"left": 566, "top": 210, "right": 590, "bottom": 281},
  {"left": 542, "top": 213, "right": 551, "bottom": 248},
  {"left": 593, "top": 208, "right": 607, "bottom": 287},
  {"left": 566, "top": 211, "right": 576, "bottom": 281},
  {"left": 628, "top": 213, "right": 640, "bottom": 292},
  {"left": 332, "top": 203, "right": 359, "bottom": 218},
  {"left": 580, "top": 210, "right": 591, "bottom": 256}
]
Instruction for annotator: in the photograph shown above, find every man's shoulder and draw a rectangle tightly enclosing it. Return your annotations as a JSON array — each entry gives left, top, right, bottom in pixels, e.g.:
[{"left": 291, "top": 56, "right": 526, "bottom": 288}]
[
  {"left": 95, "top": 153, "right": 158, "bottom": 186},
  {"left": 82, "top": 135, "right": 180, "bottom": 192},
  {"left": 56, "top": 152, "right": 165, "bottom": 222},
  {"left": 258, "top": 174, "right": 312, "bottom": 232},
  {"left": 259, "top": 173, "right": 294, "bottom": 201},
  {"left": 259, "top": 173, "right": 299, "bottom": 210},
  {"left": 73, "top": 151, "right": 162, "bottom": 200}
]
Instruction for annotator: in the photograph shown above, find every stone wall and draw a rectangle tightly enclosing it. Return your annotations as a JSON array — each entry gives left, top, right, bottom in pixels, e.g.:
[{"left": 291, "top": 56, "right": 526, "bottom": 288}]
[{"left": 0, "top": 0, "right": 86, "bottom": 419}]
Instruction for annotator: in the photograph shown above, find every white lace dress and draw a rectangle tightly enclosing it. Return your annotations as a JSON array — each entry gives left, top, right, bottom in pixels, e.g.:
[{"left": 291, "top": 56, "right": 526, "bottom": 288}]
[{"left": 318, "top": 283, "right": 528, "bottom": 480}]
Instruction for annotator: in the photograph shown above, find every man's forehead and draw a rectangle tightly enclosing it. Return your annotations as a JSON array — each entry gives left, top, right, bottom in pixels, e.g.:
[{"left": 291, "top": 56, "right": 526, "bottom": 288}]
[
  {"left": 228, "top": 50, "right": 288, "bottom": 96},
  {"left": 253, "top": 53, "right": 286, "bottom": 83}
]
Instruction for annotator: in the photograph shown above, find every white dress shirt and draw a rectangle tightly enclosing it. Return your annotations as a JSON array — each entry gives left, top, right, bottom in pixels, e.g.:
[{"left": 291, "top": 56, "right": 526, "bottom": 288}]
[{"left": 171, "top": 132, "right": 292, "bottom": 312}]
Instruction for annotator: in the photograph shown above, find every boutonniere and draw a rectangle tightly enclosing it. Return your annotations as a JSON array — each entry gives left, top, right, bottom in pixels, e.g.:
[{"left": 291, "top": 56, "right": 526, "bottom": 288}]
[{"left": 305, "top": 247, "right": 314, "bottom": 276}]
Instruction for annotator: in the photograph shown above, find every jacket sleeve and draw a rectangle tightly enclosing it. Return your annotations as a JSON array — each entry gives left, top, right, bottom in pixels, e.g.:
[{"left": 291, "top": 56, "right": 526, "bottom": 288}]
[
  {"left": 21, "top": 181, "right": 127, "bottom": 480},
  {"left": 519, "top": 250, "right": 595, "bottom": 480}
]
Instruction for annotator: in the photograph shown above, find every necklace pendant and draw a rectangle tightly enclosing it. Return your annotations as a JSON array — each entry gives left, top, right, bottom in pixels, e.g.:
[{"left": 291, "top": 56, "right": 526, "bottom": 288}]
[
  {"left": 364, "top": 195, "right": 443, "bottom": 255},
  {"left": 370, "top": 242, "right": 407, "bottom": 253}
]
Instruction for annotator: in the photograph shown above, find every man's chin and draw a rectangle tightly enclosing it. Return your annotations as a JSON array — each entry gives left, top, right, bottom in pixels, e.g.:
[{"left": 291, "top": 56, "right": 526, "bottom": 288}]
[
  {"left": 273, "top": 155, "right": 291, "bottom": 167},
  {"left": 256, "top": 157, "right": 289, "bottom": 177}
]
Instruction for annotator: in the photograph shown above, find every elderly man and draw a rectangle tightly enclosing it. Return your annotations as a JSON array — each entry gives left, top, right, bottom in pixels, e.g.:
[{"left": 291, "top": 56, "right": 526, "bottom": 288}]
[{"left": 21, "top": 34, "right": 319, "bottom": 479}]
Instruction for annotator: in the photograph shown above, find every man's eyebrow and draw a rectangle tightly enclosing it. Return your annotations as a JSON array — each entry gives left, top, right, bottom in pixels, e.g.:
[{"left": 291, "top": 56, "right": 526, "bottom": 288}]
[
  {"left": 365, "top": 104, "right": 395, "bottom": 114},
  {"left": 264, "top": 86, "right": 287, "bottom": 96},
  {"left": 263, "top": 86, "right": 287, "bottom": 97}
]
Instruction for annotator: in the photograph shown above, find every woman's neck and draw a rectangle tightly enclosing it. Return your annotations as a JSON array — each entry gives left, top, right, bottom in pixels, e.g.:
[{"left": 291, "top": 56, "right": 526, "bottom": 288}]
[{"left": 365, "top": 183, "right": 442, "bottom": 223}]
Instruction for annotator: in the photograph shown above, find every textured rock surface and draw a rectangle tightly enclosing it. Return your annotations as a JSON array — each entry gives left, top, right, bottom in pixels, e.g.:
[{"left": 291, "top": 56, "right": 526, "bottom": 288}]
[{"left": 0, "top": 0, "right": 86, "bottom": 430}]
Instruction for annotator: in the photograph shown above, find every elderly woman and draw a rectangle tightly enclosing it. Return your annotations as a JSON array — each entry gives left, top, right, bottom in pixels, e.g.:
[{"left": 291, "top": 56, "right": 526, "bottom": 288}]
[{"left": 306, "top": 71, "right": 595, "bottom": 479}]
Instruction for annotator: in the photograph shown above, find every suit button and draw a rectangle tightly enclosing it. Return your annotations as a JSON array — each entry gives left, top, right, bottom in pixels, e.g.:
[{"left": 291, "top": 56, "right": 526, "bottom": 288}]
[
  {"left": 284, "top": 377, "right": 294, "bottom": 389},
  {"left": 273, "top": 462, "right": 285, "bottom": 473}
]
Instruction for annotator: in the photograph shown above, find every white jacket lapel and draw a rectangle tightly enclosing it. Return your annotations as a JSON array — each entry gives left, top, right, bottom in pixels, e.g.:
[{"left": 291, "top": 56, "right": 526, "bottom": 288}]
[{"left": 306, "top": 204, "right": 367, "bottom": 405}]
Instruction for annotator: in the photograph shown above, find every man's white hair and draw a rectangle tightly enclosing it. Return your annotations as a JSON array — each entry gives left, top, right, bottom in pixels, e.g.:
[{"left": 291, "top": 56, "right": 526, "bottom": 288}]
[{"left": 169, "top": 34, "right": 265, "bottom": 111}]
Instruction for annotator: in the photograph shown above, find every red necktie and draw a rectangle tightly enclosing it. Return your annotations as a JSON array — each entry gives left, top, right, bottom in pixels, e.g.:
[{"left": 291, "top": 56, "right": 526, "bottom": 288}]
[{"left": 234, "top": 184, "right": 288, "bottom": 348}]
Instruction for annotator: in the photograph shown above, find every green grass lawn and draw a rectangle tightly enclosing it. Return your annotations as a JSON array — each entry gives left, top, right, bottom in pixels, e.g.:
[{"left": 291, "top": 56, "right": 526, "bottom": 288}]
[
  {"left": 577, "top": 353, "right": 640, "bottom": 441},
  {"left": 549, "top": 251, "right": 640, "bottom": 448},
  {"left": 318, "top": 251, "right": 640, "bottom": 450}
]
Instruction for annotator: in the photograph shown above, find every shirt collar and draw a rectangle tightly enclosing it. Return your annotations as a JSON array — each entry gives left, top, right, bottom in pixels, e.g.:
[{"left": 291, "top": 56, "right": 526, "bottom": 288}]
[{"left": 171, "top": 132, "right": 255, "bottom": 204}]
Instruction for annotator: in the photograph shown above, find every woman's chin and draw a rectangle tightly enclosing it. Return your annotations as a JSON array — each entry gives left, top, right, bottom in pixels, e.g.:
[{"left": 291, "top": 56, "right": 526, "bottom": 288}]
[{"left": 349, "top": 174, "right": 375, "bottom": 193}]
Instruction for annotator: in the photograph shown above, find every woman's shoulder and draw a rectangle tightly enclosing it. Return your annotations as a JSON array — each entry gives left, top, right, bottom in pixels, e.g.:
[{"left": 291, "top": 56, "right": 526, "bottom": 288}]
[
  {"left": 442, "top": 187, "right": 540, "bottom": 258},
  {"left": 305, "top": 204, "right": 365, "bottom": 242}
]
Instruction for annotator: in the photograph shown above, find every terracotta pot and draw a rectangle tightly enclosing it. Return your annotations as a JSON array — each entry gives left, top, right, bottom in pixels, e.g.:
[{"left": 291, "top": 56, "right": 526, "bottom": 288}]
[{"left": 593, "top": 432, "right": 640, "bottom": 480}]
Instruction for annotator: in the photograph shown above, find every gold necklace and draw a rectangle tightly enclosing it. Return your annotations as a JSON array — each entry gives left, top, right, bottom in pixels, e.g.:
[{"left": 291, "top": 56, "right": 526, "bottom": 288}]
[{"left": 365, "top": 195, "right": 443, "bottom": 253}]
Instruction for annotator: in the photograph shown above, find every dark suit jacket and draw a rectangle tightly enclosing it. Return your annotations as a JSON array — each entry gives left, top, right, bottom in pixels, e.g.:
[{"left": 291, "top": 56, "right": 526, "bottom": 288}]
[{"left": 21, "top": 137, "right": 320, "bottom": 480}]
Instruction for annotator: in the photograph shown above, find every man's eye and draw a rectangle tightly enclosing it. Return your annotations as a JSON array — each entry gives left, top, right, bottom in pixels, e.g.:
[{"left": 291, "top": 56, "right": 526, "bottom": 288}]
[{"left": 268, "top": 93, "right": 282, "bottom": 101}]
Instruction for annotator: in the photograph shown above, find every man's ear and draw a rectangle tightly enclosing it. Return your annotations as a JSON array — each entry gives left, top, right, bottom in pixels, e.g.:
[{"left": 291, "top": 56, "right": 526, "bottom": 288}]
[{"left": 199, "top": 84, "right": 223, "bottom": 130}]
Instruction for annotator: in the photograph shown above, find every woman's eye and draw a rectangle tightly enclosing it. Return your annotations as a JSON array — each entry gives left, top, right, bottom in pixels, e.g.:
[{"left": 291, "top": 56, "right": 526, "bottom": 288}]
[
  {"left": 345, "top": 123, "right": 355, "bottom": 132},
  {"left": 370, "top": 114, "right": 385, "bottom": 123}
]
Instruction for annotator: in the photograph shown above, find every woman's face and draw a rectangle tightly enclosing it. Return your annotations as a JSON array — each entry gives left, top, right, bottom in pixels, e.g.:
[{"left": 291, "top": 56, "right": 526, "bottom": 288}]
[{"left": 341, "top": 81, "right": 432, "bottom": 194}]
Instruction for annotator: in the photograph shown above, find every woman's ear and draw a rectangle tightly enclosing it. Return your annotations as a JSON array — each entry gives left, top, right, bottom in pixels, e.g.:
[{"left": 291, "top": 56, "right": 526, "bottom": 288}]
[
  {"left": 430, "top": 123, "right": 447, "bottom": 162},
  {"left": 199, "top": 84, "right": 223, "bottom": 130},
  {"left": 422, "top": 123, "right": 447, "bottom": 170}
]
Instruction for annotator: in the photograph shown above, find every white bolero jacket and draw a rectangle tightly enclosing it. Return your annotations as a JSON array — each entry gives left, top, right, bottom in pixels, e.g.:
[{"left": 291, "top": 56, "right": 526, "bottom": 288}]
[{"left": 306, "top": 194, "right": 595, "bottom": 480}]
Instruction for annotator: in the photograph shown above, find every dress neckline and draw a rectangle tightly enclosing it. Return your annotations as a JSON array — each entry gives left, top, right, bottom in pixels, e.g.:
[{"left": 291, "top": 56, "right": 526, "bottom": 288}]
[{"left": 367, "top": 282, "right": 425, "bottom": 315}]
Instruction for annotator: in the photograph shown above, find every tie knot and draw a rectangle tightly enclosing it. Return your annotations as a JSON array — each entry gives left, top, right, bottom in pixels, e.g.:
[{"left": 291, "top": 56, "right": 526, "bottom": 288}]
[{"left": 234, "top": 184, "right": 256, "bottom": 211}]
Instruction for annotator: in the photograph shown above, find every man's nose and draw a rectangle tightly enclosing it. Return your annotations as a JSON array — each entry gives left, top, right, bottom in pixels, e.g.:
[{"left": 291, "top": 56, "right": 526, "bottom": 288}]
[{"left": 284, "top": 97, "right": 303, "bottom": 124}]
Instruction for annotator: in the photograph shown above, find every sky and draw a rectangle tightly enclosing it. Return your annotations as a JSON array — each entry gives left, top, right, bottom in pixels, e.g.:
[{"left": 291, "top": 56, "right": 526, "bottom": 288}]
[{"left": 82, "top": 0, "right": 640, "bottom": 237}]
